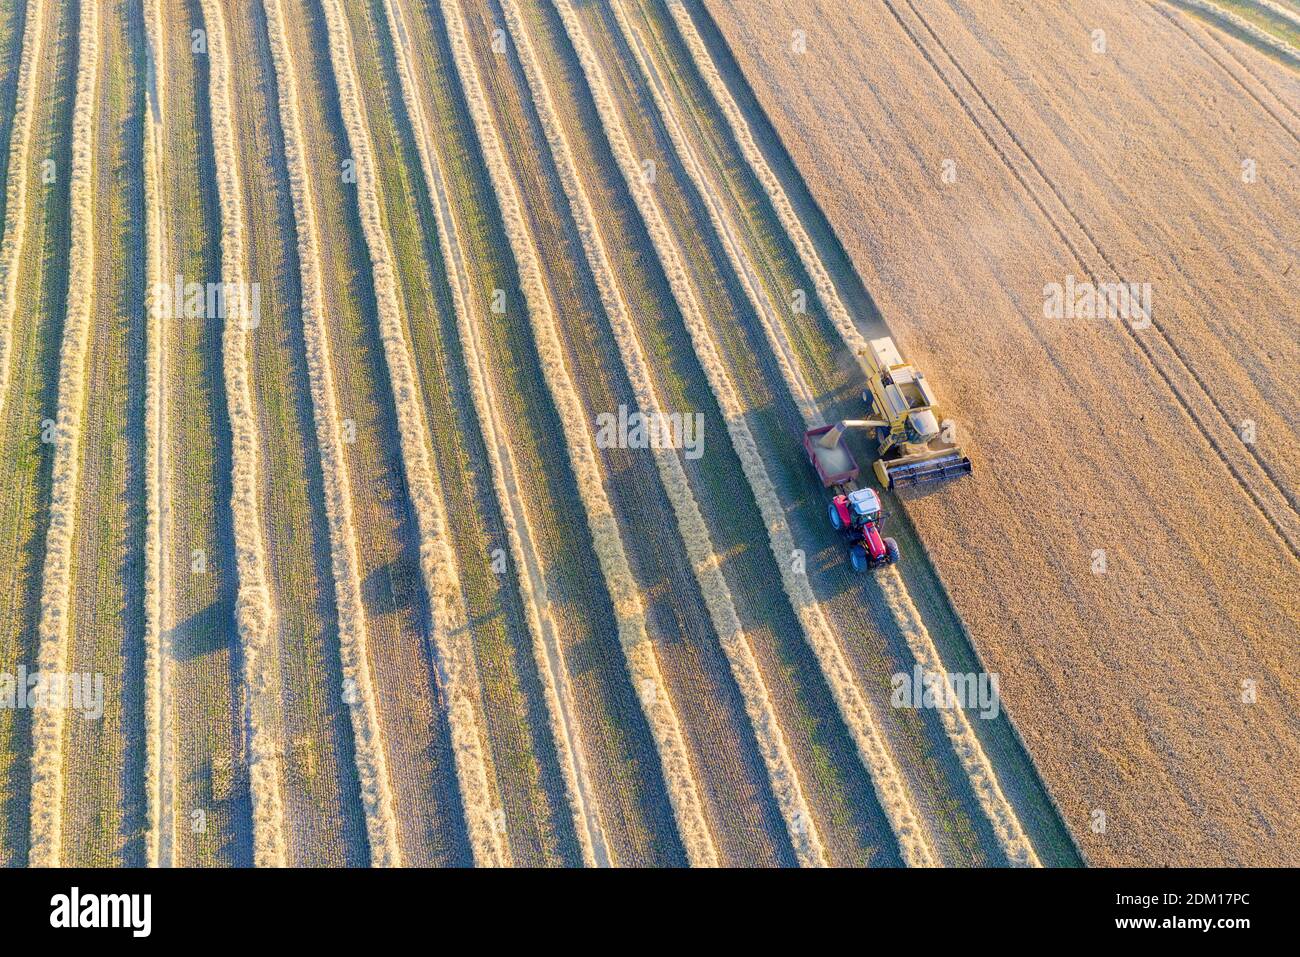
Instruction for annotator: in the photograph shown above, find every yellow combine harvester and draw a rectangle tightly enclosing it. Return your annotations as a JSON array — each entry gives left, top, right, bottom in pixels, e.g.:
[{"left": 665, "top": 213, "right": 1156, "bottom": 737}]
[{"left": 809, "top": 336, "right": 972, "bottom": 490}]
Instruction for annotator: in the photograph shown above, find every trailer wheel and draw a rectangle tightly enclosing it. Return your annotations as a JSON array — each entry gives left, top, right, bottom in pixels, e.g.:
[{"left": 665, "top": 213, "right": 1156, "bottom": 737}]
[
  {"left": 849, "top": 544, "right": 868, "bottom": 573},
  {"left": 884, "top": 537, "right": 900, "bottom": 565}
]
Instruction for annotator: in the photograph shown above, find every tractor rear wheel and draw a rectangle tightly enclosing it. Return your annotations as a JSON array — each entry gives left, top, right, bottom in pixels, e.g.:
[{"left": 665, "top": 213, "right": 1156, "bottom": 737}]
[{"left": 828, "top": 501, "right": 844, "bottom": 530}]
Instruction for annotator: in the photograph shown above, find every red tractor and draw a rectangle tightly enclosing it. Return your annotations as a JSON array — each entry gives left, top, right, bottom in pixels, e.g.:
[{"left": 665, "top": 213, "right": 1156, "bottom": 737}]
[
  {"left": 829, "top": 487, "right": 899, "bottom": 572},
  {"left": 803, "top": 424, "right": 900, "bottom": 572}
]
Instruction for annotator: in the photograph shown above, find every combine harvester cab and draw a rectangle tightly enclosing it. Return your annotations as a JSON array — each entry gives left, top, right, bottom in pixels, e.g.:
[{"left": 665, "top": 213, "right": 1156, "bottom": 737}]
[
  {"left": 860, "top": 336, "right": 973, "bottom": 490},
  {"left": 803, "top": 425, "right": 899, "bottom": 572}
]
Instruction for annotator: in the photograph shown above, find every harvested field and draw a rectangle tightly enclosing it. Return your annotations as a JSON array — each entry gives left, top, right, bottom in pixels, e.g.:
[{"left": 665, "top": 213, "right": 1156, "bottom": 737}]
[
  {"left": 373, "top": 0, "right": 596, "bottom": 865},
  {"left": 28, "top": 0, "right": 104, "bottom": 868},
  {"left": 0, "top": 0, "right": 45, "bottom": 424},
  {"left": 441, "top": 0, "right": 723, "bottom": 866},
  {"left": 0, "top": 0, "right": 1286, "bottom": 871},
  {"left": 499, "top": 0, "right": 821, "bottom": 865},
  {"left": 196, "top": 0, "right": 287, "bottom": 868},
  {"left": 260, "top": 0, "right": 399, "bottom": 867},
  {"left": 549, "top": 0, "right": 1078, "bottom": 866},
  {"left": 515, "top": 0, "right": 905, "bottom": 867},
  {"left": 272, "top": 0, "right": 472, "bottom": 867}
]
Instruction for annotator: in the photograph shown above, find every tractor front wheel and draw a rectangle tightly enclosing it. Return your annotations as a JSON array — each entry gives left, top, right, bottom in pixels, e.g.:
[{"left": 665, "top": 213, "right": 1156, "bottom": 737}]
[{"left": 884, "top": 537, "right": 900, "bottom": 565}]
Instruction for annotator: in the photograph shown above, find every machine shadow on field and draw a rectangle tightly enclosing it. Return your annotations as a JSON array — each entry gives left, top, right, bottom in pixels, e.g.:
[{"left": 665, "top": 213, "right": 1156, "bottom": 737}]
[
  {"left": 181, "top": 751, "right": 249, "bottom": 863},
  {"left": 361, "top": 558, "right": 422, "bottom": 616},
  {"left": 169, "top": 603, "right": 237, "bottom": 663}
]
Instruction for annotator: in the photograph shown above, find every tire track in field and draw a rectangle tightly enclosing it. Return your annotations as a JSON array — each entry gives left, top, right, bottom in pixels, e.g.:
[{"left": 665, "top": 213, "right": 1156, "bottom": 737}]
[
  {"left": 502, "top": 0, "right": 821, "bottom": 867},
  {"left": 441, "top": 0, "right": 716, "bottom": 866},
  {"left": 379, "top": 0, "right": 607, "bottom": 867},
  {"left": 27, "top": 0, "right": 98, "bottom": 868},
  {"left": 882, "top": 0, "right": 1300, "bottom": 563},
  {"left": 553, "top": 0, "right": 933, "bottom": 867},
  {"left": 141, "top": 0, "right": 174, "bottom": 868},
  {"left": 261, "top": 0, "right": 401, "bottom": 867},
  {"left": 1154, "top": 2, "right": 1300, "bottom": 139},
  {"left": 0, "top": 0, "right": 45, "bottom": 423},
  {"left": 196, "top": 0, "right": 287, "bottom": 868},
  {"left": 640, "top": 0, "right": 1040, "bottom": 867},
  {"left": 316, "top": 0, "right": 507, "bottom": 867}
]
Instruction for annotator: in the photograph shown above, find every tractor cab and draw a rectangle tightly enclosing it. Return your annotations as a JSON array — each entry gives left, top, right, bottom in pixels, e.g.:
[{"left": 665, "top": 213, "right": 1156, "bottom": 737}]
[
  {"left": 829, "top": 487, "right": 883, "bottom": 530},
  {"left": 847, "top": 487, "right": 883, "bottom": 524}
]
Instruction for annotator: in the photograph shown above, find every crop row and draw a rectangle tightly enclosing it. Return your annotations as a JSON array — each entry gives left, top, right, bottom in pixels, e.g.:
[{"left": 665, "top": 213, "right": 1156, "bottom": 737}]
[
  {"left": 0, "top": 0, "right": 46, "bottom": 423},
  {"left": 498, "top": 0, "right": 822, "bottom": 866},
  {"left": 261, "top": 0, "right": 401, "bottom": 866},
  {"left": 196, "top": 0, "right": 286, "bottom": 867},
  {"left": 377, "top": 0, "right": 606, "bottom": 865}
]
